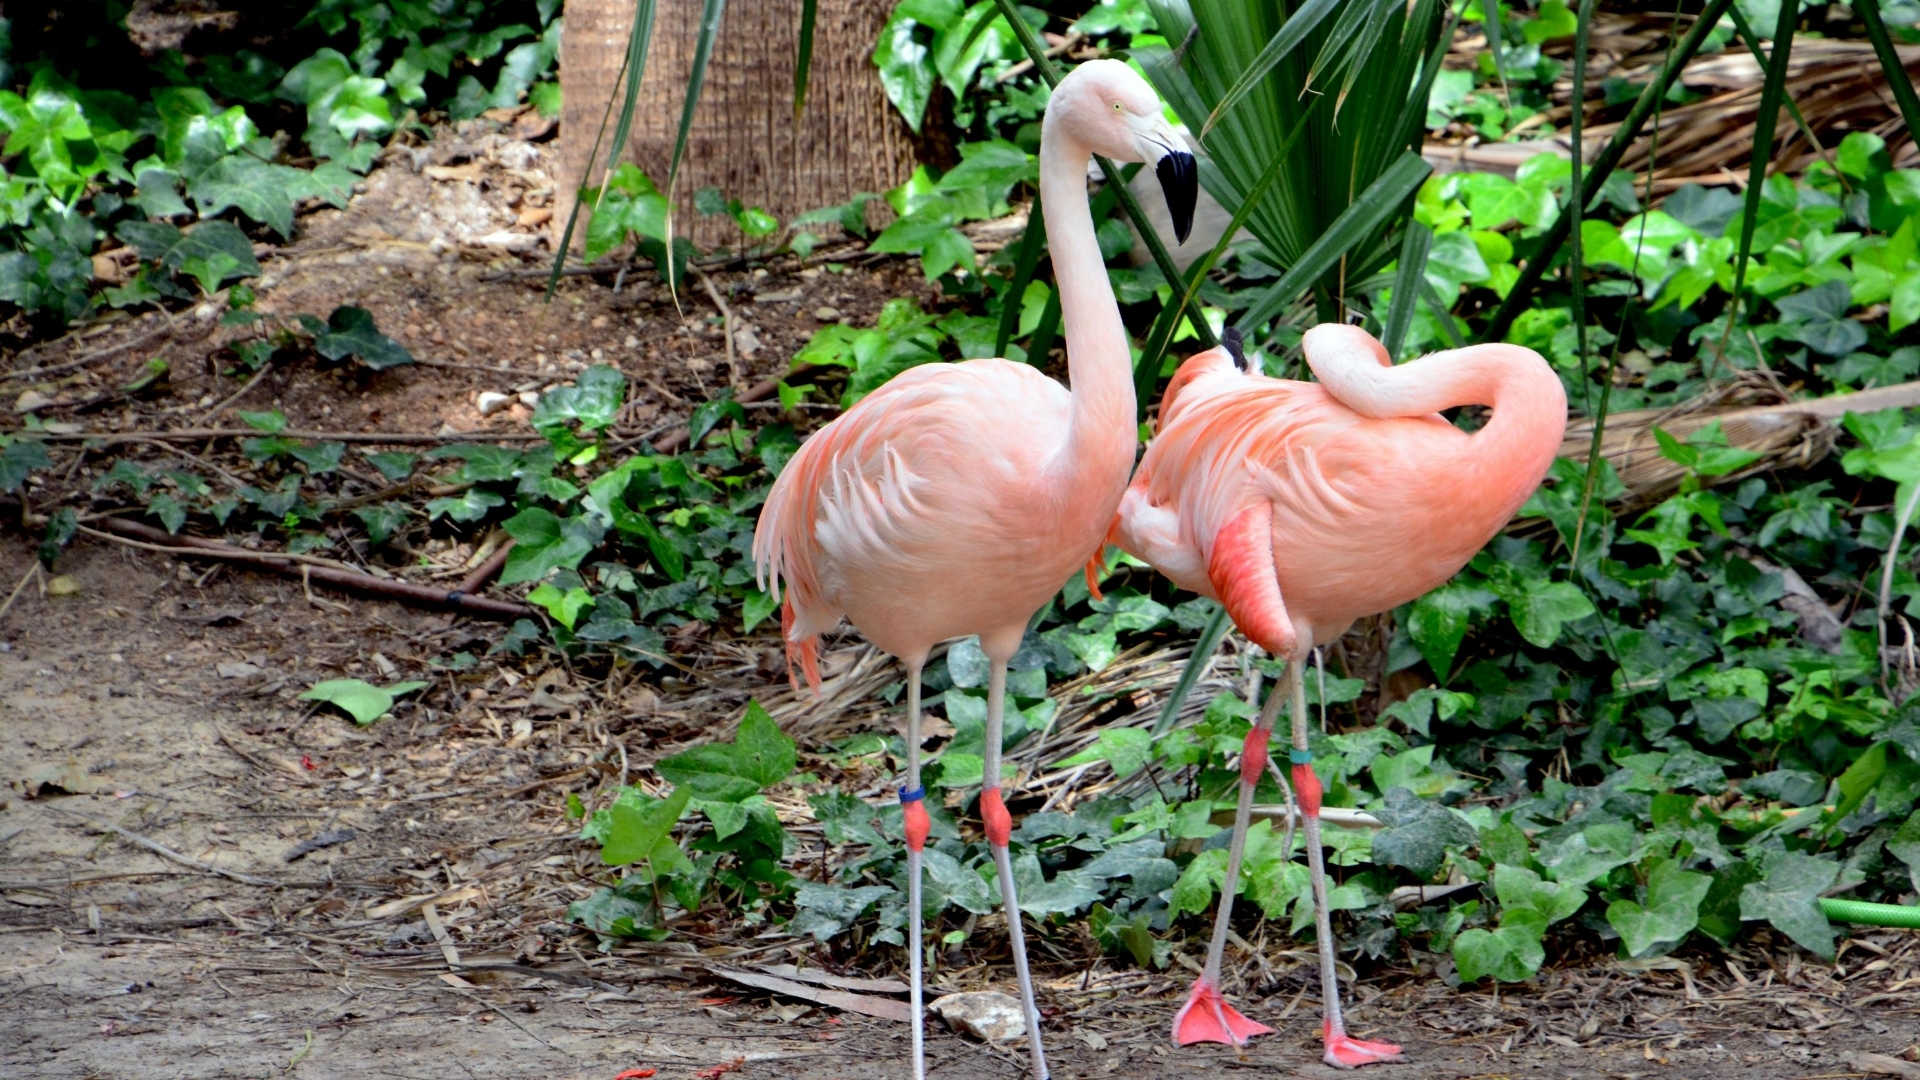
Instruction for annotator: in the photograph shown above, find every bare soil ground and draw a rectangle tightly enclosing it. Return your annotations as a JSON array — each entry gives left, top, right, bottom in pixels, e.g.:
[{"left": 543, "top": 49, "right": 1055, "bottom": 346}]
[{"left": 5, "top": 109, "right": 1920, "bottom": 1080}]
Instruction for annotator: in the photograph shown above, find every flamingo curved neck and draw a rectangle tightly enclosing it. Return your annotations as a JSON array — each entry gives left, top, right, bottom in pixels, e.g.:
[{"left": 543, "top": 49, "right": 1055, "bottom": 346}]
[
  {"left": 1312, "top": 344, "right": 1568, "bottom": 512},
  {"left": 1038, "top": 112, "right": 1137, "bottom": 486}
]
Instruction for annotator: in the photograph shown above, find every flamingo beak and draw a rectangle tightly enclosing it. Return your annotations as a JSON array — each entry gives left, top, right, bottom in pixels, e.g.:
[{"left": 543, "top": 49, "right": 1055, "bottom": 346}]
[
  {"left": 1131, "top": 115, "right": 1197, "bottom": 246},
  {"left": 1156, "top": 148, "right": 1197, "bottom": 246}
]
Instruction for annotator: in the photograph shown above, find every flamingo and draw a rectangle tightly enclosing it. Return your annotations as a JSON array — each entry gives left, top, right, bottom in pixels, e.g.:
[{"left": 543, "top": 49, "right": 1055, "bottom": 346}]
[
  {"left": 1110, "top": 323, "right": 1566, "bottom": 1066},
  {"left": 752, "top": 59, "right": 1197, "bottom": 1080}
]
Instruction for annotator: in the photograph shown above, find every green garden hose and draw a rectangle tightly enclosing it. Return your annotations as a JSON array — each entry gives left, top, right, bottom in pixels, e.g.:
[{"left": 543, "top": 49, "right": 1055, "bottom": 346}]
[{"left": 1818, "top": 898, "right": 1920, "bottom": 928}]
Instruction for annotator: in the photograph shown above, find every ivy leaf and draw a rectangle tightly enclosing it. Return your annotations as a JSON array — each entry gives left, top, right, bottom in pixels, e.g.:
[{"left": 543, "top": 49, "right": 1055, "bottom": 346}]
[
  {"left": 1774, "top": 280, "right": 1869, "bottom": 357},
  {"left": 1407, "top": 583, "right": 1491, "bottom": 678},
  {"left": 300, "top": 677, "right": 429, "bottom": 725},
  {"left": 1369, "top": 787, "right": 1475, "bottom": 878},
  {"left": 1539, "top": 823, "right": 1639, "bottom": 889},
  {"left": 182, "top": 153, "right": 303, "bottom": 237},
  {"left": 1059, "top": 728, "right": 1154, "bottom": 779},
  {"left": 426, "top": 488, "right": 504, "bottom": 523},
  {"left": 688, "top": 394, "right": 747, "bottom": 446},
  {"left": 500, "top": 507, "right": 599, "bottom": 584},
  {"left": 1010, "top": 851, "right": 1103, "bottom": 916},
  {"left": 1492, "top": 863, "right": 1586, "bottom": 925},
  {"left": 527, "top": 582, "right": 593, "bottom": 630},
  {"left": 365, "top": 451, "right": 415, "bottom": 481},
  {"left": 922, "top": 847, "right": 995, "bottom": 915},
  {"left": 0, "top": 438, "right": 52, "bottom": 493},
  {"left": 116, "top": 219, "right": 260, "bottom": 293},
  {"left": 594, "top": 785, "right": 694, "bottom": 871},
  {"left": 1606, "top": 859, "right": 1710, "bottom": 957},
  {"left": 147, "top": 492, "right": 187, "bottom": 534},
  {"left": 533, "top": 365, "right": 627, "bottom": 438},
  {"left": 1887, "top": 813, "right": 1920, "bottom": 894},
  {"left": 312, "top": 306, "right": 414, "bottom": 369},
  {"left": 1452, "top": 907, "right": 1547, "bottom": 982},
  {"left": 656, "top": 701, "right": 796, "bottom": 802},
  {"left": 1506, "top": 579, "right": 1595, "bottom": 648},
  {"left": 1739, "top": 851, "right": 1839, "bottom": 959},
  {"left": 353, "top": 503, "right": 409, "bottom": 545},
  {"left": 789, "top": 882, "right": 893, "bottom": 942}
]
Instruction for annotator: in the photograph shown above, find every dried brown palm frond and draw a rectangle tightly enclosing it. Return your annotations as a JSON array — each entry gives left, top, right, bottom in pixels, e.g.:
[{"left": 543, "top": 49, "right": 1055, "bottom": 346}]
[
  {"left": 1438, "top": 13, "right": 1920, "bottom": 194},
  {"left": 1558, "top": 374, "right": 1920, "bottom": 512}
]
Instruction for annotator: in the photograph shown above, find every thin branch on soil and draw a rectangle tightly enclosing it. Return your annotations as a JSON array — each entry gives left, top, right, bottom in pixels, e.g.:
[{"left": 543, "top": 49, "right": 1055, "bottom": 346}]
[
  {"left": 693, "top": 266, "right": 738, "bottom": 386},
  {"left": 415, "top": 356, "right": 555, "bottom": 380},
  {"left": 0, "top": 560, "right": 41, "bottom": 623},
  {"left": 3, "top": 307, "right": 214, "bottom": 382},
  {"left": 433, "top": 981, "right": 563, "bottom": 1053},
  {"left": 76, "top": 522, "right": 367, "bottom": 575},
  {"left": 56, "top": 810, "right": 277, "bottom": 887},
  {"left": 35, "top": 427, "right": 552, "bottom": 445},
  {"left": 456, "top": 537, "right": 516, "bottom": 597},
  {"left": 43, "top": 512, "right": 536, "bottom": 620},
  {"left": 197, "top": 360, "right": 277, "bottom": 424}
]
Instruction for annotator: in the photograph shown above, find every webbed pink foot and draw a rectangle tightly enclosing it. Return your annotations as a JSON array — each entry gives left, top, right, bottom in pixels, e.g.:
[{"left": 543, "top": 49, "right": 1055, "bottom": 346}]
[
  {"left": 1171, "top": 977, "right": 1274, "bottom": 1046},
  {"left": 1324, "top": 1019, "right": 1403, "bottom": 1068}
]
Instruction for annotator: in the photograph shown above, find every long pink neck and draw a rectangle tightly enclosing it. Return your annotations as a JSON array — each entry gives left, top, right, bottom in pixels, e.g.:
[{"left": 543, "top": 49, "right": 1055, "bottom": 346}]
[
  {"left": 1312, "top": 344, "right": 1568, "bottom": 514},
  {"left": 1038, "top": 111, "right": 1137, "bottom": 491}
]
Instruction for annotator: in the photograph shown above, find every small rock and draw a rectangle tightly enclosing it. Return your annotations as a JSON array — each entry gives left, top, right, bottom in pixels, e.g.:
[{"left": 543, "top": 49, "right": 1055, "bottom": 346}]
[
  {"left": 14, "top": 389, "right": 53, "bottom": 413},
  {"left": 733, "top": 325, "right": 763, "bottom": 358},
  {"left": 518, "top": 391, "right": 540, "bottom": 408},
  {"left": 216, "top": 661, "right": 262, "bottom": 679},
  {"left": 476, "top": 391, "right": 513, "bottom": 416},
  {"left": 929, "top": 991, "right": 1026, "bottom": 1043},
  {"left": 812, "top": 305, "right": 841, "bottom": 322},
  {"left": 45, "top": 575, "right": 80, "bottom": 597}
]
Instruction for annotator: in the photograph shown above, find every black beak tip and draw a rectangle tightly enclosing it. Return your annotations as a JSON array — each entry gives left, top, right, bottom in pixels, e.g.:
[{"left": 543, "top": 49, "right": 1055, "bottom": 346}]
[
  {"left": 1156, "top": 150, "right": 1198, "bottom": 247},
  {"left": 1222, "top": 326, "right": 1246, "bottom": 371}
]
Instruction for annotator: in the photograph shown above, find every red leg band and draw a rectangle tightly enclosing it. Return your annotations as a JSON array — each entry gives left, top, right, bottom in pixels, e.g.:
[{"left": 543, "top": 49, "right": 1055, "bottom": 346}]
[
  {"left": 1292, "top": 763, "right": 1322, "bottom": 818},
  {"left": 1240, "top": 727, "right": 1270, "bottom": 786},
  {"left": 903, "top": 800, "right": 930, "bottom": 852},
  {"left": 981, "top": 787, "right": 1012, "bottom": 848}
]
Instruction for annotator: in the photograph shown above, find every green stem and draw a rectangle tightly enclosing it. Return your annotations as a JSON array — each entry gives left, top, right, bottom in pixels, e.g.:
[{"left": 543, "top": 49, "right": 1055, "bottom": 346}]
[{"left": 1483, "top": 0, "right": 1734, "bottom": 341}]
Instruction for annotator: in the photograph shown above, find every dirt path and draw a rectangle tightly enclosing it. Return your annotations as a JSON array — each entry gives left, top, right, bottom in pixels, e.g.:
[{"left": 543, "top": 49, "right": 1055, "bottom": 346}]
[
  {"left": 7, "top": 495, "right": 1919, "bottom": 1080},
  {"left": 5, "top": 111, "right": 1919, "bottom": 1080}
]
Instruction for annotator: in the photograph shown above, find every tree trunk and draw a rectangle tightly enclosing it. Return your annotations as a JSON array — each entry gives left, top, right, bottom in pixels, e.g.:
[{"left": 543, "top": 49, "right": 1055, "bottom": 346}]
[{"left": 557, "top": 0, "right": 917, "bottom": 252}]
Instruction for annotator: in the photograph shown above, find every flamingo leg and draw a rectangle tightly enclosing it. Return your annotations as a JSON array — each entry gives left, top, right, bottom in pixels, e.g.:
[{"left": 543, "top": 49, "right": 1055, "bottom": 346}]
[
  {"left": 1287, "top": 661, "right": 1402, "bottom": 1069},
  {"left": 980, "top": 657, "right": 1051, "bottom": 1079},
  {"left": 899, "top": 662, "right": 932, "bottom": 1080},
  {"left": 1171, "top": 676, "right": 1284, "bottom": 1047}
]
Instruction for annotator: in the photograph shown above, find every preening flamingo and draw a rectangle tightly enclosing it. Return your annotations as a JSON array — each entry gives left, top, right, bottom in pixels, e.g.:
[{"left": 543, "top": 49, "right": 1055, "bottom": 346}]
[
  {"left": 1110, "top": 323, "right": 1567, "bottom": 1066},
  {"left": 752, "top": 59, "right": 1197, "bottom": 1080}
]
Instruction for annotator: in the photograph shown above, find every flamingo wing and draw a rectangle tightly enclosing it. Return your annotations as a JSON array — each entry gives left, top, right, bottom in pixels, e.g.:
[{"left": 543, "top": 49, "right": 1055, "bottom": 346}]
[{"left": 753, "top": 359, "right": 1069, "bottom": 669}]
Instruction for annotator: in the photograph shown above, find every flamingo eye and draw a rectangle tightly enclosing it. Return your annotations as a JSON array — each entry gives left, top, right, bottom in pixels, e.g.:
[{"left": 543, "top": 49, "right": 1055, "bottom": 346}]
[{"left": 1112, "top": 102, "right": 1123, "bottom": 111}]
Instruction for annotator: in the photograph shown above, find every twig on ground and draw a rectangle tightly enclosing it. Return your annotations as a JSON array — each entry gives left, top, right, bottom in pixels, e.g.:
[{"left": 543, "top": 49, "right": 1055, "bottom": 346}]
[
  {"left": 56, "top": 810, "right": 277, "bottom": 887},
  {"left": 36, "top": 427, "right": 552, "bottom": 445},
  {"left": 3, "top": 309, "right": 206, "bottom": 382},
  {"left": 456, "top": 539, "right": 516, "bottom": 597},
  {"left": 198, "top": 360, "right": 276, "bottom": 424},
  {"left": 0, "top": 561, "right": 41, "bottom": 623},
  {"left": 692, "top": 266, "right": 738, "bottom": 386},
  {"left": 45, "top": 513, "right": 535, "bottom": 620}
]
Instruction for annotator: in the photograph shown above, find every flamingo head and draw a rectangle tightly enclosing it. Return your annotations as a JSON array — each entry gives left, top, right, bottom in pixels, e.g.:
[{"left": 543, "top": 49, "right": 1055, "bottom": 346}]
[
  {"left": 1302, "top": 323, "right": 1393, "bottom": 370},
  {"left": 1051, "top": 59, "right": 1197, "bottom": 244},
  {"left": 1155, "top": 326, "right": 1249, "bottom": 432}
]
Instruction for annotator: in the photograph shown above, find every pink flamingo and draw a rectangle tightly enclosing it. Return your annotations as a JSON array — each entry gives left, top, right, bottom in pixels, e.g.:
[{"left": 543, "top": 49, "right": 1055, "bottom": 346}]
[
  {"left": 753, "top": 59, "right": 1197, "bottom": 1080},
  {"left": 1110, "top": 323, "right": 1566, "bottom": 1066}
]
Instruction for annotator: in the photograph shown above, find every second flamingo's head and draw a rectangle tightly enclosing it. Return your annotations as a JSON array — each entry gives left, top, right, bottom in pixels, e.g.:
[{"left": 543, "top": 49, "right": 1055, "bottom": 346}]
[
  {"left": 1049, "top": 59, "right": 1197, "bottom": 244},
  {"left": 1155, "top": 327, "right": 1250, "bottom": 432}
]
